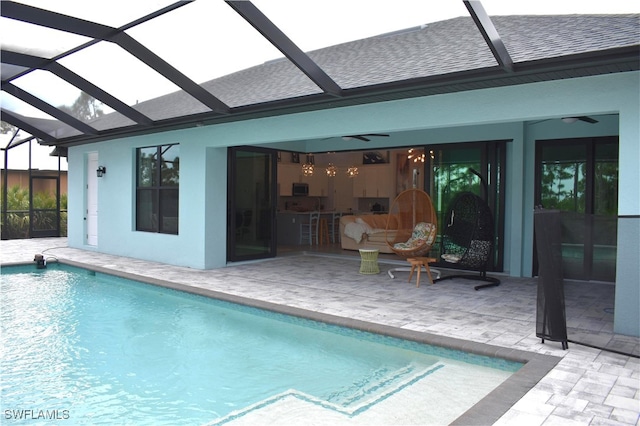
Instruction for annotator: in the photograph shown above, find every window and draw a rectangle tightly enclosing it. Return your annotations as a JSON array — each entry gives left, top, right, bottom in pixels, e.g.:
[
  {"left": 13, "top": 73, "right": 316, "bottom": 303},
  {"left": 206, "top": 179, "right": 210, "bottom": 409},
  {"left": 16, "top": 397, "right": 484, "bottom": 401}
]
[{"left": 136, "top": 144, "right": 179, "bottom": 234}]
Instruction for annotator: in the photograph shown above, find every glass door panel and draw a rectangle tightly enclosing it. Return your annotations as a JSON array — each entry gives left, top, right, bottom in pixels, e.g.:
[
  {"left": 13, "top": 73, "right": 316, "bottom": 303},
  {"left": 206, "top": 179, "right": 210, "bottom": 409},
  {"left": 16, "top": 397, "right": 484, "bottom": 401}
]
[
  {"left": 535, "top": 138, "right": 618, "bottom": 281},
  {"left": 227, "top": 147, "right": 277, "bottom": 262},
  {"left": 426, "top": 141, "right": 505, "bottom": 272},
  {"left": 429, "top": 147, "right": 482, "bottom": 227},
  {"left": 538, "top": 144, "right": 587, "bottom": 278},
  {"left": 592, "top": 142, "right": 619, "bottom": 281},
  {"left": 539, "top": 144, "right": 586, "bottom": 213}
]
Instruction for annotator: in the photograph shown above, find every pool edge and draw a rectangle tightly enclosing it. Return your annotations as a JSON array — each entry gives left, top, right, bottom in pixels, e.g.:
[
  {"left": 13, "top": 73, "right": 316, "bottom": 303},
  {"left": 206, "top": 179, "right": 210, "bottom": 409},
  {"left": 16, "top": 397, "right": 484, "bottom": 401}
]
[{"left": 4, "top": 259, "right": 561, "bottom": 425}]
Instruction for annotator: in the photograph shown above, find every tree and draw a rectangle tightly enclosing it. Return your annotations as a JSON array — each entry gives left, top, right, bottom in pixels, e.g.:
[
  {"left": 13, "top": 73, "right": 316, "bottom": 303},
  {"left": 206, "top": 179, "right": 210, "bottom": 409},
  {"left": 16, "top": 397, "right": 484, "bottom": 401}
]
[
  {"left": 58, "top": 92, "right": 104, "bottom": 121},
  {"left": 1, "top": 121, "right": 17, "bottom": 134}
]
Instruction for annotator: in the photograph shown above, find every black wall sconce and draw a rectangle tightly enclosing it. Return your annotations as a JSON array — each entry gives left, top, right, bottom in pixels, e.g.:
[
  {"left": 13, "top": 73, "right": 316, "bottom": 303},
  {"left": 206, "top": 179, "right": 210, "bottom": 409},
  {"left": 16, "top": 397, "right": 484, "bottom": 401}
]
[{"left": 96, "top": 166, "right": 106, "bottom": 177}]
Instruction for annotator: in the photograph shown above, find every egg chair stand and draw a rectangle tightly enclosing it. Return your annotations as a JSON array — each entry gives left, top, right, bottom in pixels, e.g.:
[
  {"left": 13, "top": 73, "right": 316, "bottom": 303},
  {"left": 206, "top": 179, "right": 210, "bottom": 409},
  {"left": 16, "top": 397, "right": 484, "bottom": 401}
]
[{"left": 434, "top": 191, "right": 500, "bottom": 290}]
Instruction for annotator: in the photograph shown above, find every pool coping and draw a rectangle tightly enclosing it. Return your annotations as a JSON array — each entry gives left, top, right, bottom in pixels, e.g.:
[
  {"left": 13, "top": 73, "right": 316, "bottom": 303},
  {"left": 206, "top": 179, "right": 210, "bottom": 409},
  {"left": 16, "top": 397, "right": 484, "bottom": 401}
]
[{"left": 3, "top": 259, "right": 561, "bottom": 425}]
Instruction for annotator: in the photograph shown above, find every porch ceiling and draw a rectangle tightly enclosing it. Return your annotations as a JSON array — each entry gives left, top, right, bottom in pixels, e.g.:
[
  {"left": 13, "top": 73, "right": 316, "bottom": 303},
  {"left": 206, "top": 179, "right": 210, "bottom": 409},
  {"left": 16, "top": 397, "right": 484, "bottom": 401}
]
[{"left": 1, "top": 1, "right": 638, "bottom": 150}]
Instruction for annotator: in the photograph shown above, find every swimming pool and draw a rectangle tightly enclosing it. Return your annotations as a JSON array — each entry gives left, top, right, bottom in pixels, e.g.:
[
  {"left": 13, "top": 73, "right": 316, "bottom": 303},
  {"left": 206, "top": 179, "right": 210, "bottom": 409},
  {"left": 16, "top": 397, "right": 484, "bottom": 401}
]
[{"left": 2, "top": 263, "right": 523, "bottom": 425}]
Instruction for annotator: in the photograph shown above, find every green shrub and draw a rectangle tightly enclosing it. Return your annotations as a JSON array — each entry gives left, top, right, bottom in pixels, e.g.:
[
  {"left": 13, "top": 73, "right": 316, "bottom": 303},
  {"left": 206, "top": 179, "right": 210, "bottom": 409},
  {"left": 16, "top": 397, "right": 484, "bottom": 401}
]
[{"left": 1, "top": 184, "right": 67, "bottom": 239}]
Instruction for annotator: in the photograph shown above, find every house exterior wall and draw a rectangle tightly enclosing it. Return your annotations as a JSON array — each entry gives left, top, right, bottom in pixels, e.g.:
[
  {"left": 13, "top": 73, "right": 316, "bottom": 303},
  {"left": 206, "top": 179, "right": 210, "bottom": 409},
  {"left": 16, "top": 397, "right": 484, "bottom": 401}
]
[
  {"left": 68, "top": 130, "right": 228, "bottom": 269},
  {"left": 614, "top": 94, "right": 640, "bottom": 337},
  {"left": 68, "top": 71, "right": 639, "bottom": 336}
]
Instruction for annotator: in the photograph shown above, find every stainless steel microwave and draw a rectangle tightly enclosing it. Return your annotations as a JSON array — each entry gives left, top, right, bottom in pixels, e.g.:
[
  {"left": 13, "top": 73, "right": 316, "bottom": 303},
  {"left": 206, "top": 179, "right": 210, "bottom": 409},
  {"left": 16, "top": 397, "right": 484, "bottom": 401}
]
[{"left": 292, "top": 182, "right": 309, "bottom": 196}]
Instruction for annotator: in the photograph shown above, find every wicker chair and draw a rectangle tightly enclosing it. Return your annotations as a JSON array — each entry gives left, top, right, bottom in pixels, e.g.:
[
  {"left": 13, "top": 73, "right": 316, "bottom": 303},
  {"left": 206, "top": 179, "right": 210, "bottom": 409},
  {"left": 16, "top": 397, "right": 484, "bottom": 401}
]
[
  {"left": 385, "top": 189, "right": 440, "bottom": 281},
  {"left": 385, "top": 189, "right": 437, "bottom": 257}
]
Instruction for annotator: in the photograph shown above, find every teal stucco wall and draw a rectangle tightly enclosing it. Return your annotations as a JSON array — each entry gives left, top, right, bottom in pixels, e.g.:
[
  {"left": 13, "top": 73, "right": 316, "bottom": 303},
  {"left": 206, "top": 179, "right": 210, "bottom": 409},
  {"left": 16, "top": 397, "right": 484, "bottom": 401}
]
[{"left": 68, "top": 71, "right": 639, "bottom": 335}]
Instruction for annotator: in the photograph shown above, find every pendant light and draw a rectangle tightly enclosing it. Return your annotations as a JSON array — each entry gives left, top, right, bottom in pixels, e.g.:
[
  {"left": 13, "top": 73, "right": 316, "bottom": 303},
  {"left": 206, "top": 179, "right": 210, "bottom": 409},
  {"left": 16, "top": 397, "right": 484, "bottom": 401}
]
[
  {"left": 325, "top": 163, "right": 337, "bottom": 177},
  {"left": 301, "top": 154, "right": 314, "bottom": 176}
]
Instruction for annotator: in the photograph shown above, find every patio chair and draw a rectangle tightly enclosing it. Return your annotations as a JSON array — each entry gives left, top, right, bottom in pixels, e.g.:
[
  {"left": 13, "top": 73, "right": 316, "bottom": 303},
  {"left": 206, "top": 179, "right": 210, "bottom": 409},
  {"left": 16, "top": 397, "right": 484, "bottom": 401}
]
[
  {"left": 385, "top": 188, "right": 440, "bottom": 282},
  {"left": 434, "top": 191, "right": 500, "bottom": 290}
]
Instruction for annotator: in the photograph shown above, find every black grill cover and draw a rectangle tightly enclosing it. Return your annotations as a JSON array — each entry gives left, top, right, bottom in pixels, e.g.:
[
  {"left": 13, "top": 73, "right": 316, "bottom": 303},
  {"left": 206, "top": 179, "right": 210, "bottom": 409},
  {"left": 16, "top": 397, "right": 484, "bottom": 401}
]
[{"left": 534, "top": 209, "right": 568, "bottom": 349}]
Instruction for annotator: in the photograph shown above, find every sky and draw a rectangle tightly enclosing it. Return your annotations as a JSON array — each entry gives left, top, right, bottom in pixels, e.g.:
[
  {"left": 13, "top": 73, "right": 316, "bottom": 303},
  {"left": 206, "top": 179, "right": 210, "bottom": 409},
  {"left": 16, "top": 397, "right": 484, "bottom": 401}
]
[{"left": 1, "top": 0, "right": 639, "bottom": 170}]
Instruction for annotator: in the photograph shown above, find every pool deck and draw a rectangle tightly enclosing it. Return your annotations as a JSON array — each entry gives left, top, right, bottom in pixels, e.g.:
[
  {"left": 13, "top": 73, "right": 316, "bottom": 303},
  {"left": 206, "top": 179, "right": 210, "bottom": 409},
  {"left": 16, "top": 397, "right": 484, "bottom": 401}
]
[{"left": 1, "top": 238, "right": 639, "bottom": 425}]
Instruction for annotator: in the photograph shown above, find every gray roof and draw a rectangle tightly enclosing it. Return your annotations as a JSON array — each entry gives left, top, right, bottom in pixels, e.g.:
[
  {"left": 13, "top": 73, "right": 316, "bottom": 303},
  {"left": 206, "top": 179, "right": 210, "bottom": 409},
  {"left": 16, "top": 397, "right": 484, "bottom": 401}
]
[
  {"left": 133, "top": 14, "right": 639, "bottom": 117},
  {"left": 19, "top": 13, "right": 640, "bottom": 145}
]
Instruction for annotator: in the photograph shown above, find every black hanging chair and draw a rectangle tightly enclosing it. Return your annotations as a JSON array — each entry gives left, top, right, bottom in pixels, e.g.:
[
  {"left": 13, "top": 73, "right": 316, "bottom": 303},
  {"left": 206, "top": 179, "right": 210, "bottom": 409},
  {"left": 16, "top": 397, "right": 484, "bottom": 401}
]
[{"left": 434, "top": 169, "right": 500, "bottom": 290}]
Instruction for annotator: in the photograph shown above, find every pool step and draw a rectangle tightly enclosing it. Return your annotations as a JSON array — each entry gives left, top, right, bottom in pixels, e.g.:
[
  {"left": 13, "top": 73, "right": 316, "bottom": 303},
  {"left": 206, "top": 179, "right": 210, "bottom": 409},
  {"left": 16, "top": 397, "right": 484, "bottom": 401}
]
[{"left": 324, "top": 363, "right": 420, "bottom": 408}]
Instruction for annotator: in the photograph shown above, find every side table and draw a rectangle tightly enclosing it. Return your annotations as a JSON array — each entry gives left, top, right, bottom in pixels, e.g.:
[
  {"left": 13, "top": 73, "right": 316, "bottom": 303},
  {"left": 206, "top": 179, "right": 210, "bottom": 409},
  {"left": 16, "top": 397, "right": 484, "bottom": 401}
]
[{"left": 358, "top": 249, "right": 380, "bottom": 274}]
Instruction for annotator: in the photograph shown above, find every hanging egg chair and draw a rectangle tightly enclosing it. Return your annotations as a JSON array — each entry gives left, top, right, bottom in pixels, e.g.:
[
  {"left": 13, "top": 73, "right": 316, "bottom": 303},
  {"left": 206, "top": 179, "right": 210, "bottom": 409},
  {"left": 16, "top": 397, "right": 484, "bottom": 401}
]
[
  {"left": 434, "top": 171, "right": 500, "bottom": 290},
  {"left": 385, "top": 188, "right": 438, "bottom": 258}
]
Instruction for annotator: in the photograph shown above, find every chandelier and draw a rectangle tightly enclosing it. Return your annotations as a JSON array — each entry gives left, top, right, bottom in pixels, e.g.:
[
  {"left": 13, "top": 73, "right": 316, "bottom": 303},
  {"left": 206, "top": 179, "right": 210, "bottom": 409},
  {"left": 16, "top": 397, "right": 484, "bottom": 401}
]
[
  {"left": 325, "top": 163, "right": 337, "bottom": 177},
  {"left": 346, "top": 166, "right": 359, "bottom": 178},
  {"left": 302, "top": 162, "right": 314, "bottom": 176},
  {"left": 407, "top": 148, "right": 425, "bottom": 163},
  {"left": 301, "top": 154, "right": 314, "bottom": 176}
]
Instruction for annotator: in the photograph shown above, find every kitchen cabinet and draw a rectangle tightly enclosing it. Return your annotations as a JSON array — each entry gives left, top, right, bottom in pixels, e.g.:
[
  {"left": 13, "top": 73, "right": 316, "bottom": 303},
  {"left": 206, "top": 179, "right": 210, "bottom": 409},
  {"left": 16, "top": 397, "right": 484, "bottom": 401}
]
[
  {"left": 278, "top": 164, "right": 301, "bottom": 196},
  {"left": 352, "top": 164, "right": 392, "bottom": 198},
  {"left": 305, "top": 171, "right": 329, "bottom": 196}
]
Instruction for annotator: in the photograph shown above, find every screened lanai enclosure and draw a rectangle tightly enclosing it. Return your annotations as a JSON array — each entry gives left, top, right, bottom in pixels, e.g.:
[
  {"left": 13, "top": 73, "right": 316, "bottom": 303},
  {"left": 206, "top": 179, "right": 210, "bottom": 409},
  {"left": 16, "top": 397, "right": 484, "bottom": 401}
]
[
  {"left": 1, "top": 0, "right": 638, "bottom": 341},
  {"left": 1, "top": 132, "right": 68, "bottom": 240},
  {"left": 0, "top": 3, "right": 636, "bottom": 275},
  {"left": 0, "top": 0, "right": 630, "bottom": 280}
]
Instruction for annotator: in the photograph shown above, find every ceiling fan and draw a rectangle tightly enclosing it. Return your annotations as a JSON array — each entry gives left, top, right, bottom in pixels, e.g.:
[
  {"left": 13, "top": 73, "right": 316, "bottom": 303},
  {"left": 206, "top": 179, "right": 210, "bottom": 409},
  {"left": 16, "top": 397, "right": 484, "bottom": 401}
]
[
  {"left": 529, "top": 116, "right": 599, "bottom": 126},
  {"left": 561, "top": 116, "right": 598, "bottom": 124},
  {"left": 341, "top": 133, "right": 389, "bottom": 142}
]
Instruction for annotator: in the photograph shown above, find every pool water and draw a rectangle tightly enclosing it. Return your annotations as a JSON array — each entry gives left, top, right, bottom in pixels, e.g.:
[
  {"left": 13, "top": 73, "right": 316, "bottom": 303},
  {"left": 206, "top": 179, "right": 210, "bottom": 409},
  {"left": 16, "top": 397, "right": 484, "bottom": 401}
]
[{"left": 1, "top": 264, "right": 520, "bottom": 425}]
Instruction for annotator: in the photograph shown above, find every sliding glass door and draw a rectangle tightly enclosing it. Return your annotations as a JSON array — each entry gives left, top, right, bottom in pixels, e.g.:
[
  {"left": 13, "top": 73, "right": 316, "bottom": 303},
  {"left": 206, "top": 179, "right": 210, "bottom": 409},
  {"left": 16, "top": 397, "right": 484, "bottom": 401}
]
[
  {"left": 426, "top": 141, "right": 506, "bottom": 271},
  {"left": 227, "top": 147, "right": 277, "bottom": 262},
  {"left": 534, "top": 137, "right": 618, "bottom": 281}
]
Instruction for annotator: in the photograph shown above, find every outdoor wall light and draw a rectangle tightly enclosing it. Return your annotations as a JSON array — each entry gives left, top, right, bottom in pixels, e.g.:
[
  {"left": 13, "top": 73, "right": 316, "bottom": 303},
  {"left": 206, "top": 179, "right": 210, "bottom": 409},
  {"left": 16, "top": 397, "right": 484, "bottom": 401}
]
[{"left": 96, "top": 166, "right": 106, "bottom": 177}]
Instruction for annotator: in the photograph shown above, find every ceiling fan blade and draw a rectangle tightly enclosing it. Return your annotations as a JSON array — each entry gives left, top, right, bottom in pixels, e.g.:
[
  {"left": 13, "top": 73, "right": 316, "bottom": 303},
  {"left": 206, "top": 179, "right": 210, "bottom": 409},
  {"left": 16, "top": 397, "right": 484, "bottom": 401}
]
[
  {"left": 342, "top": 133, "right": 389, "bottom": 141},
  {"left": 342, "top": 135, "right": 369, "bottom": 141},
  {"left": 578, "top": 116, "right": 598, "bottom": 124}
]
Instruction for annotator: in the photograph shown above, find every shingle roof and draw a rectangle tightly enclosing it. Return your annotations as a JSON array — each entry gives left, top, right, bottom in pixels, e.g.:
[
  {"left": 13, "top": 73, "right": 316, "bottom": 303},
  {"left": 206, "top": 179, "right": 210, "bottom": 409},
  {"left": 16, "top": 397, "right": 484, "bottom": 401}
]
[
  {"left": 138, "top": 14, "right": 639, "bottom": 113},
  {"left": 51, "top": 14, "right": 640, "bottom": 144}
]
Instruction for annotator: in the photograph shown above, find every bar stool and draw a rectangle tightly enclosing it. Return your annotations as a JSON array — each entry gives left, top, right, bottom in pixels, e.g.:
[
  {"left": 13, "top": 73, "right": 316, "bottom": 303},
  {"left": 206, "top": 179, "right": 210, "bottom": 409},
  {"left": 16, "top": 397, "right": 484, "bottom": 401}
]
[
  {"left": 299, "top": 212, "right": 319, "bottom": 245},
  {"left": 330, "top": 212, "right": 342, "bottom": 243},
  {"left": 318, "top": 217, "right": 330, "bottom": 245}
]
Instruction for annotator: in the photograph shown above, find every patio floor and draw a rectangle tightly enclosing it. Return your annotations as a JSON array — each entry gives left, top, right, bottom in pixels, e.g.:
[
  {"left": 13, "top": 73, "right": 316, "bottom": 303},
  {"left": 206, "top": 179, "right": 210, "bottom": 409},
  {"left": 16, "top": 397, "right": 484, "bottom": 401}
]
[{"left": 1, "top": 238, "right": 639, "bottom": 425}]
